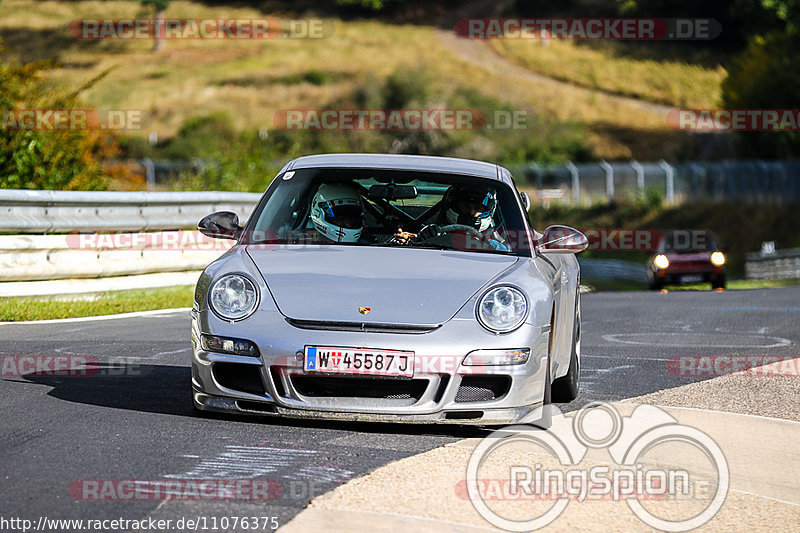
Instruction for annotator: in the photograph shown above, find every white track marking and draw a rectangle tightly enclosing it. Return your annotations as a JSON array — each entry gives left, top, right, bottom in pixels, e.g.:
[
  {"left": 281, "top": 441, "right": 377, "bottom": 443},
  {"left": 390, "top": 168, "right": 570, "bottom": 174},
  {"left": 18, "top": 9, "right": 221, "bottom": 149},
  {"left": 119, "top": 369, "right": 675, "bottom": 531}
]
[
  {"left": 583, "top": 354, "right": 671, "bottom": 362},
  {"left": 602, "top": 332, "right": 791, "bottom": 348}
]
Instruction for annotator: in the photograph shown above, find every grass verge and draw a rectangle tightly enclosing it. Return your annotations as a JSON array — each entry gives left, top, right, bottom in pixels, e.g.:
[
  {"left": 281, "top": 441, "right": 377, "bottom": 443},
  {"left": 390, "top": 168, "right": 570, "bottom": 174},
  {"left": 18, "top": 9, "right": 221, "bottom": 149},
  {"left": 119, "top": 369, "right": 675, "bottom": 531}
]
[
  {"left": 0, "top": 286, "right": 194, "bottom": 321},
  {"left": 583, "top": 278, "right": 800, "bottom": 292},
  {"left": 489, "top": 39, "right": 725, "bottom": 109},
  {"left": 667, "top": 279, "right": 800, "bottom": 291}
]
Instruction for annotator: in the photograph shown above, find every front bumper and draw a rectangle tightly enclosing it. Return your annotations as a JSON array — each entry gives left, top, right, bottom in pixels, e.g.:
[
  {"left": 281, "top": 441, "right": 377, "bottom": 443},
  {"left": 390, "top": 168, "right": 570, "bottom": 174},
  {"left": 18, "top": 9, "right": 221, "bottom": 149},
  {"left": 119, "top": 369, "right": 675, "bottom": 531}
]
[{"left": 191, "top": 310, "right": 550, "bottom": 425}]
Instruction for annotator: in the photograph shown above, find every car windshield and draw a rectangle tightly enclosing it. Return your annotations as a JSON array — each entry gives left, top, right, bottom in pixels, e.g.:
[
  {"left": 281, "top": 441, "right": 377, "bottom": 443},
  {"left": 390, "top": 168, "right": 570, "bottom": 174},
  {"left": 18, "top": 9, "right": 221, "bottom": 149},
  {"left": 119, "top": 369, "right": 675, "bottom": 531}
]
[
  {"left": 661, "top": 231, "right": 718, "bottom": 253},
  {"left": 243, "top": 168, "right": 530, "bottom": 256}
]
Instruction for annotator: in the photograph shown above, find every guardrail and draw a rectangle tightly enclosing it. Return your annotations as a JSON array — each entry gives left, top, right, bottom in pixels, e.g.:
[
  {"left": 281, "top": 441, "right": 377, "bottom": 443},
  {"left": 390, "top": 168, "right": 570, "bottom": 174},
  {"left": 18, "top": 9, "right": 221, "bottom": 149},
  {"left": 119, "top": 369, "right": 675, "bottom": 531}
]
[
  {"left": 0, "top": 189, "right": 261, "bottom": 288},
  {"left": 746, "top": 248, "right": 800, "bottom": 280},
  {"left": 0, "top": 232, "right": 233, "bottom": 282},
  {"left": 0, "top": 189, "right": 261, "bottom": 233},
  {"left": 578, "top": 258, "right": 648, "bottom": 284}
]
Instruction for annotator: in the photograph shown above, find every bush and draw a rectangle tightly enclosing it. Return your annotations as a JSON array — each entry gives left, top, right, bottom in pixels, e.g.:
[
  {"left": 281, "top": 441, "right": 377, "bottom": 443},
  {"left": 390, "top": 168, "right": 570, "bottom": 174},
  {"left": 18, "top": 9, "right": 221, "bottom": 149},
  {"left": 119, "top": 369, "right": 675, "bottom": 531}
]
[{"left": 0, "top": 51, "right": 108, "bottom": 190}]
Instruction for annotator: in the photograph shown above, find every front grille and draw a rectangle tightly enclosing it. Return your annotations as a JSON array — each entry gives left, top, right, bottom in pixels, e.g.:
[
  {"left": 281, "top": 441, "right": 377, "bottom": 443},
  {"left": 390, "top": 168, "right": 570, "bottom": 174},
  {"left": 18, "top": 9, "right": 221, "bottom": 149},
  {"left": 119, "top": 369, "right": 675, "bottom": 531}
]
[
  {"left": 291, "top": 376, "right": 428, "bottom": 400},
  {"left": 671, "top": 260, "right": 711, "bottom": 269},
  {"left": 212, "top": 362, "right": 265, "bottom": 396},
  {"left": 454, "top": 376, "right": 512, "bottom": 403},
  {"left": 286, "top": 318, "right": 439, "bottom": 334}
]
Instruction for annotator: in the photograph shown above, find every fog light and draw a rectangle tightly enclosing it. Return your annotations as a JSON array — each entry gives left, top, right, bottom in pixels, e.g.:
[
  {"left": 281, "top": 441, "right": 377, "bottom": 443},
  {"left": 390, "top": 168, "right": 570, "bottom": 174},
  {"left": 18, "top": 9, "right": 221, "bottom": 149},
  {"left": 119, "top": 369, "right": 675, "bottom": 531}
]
[
  {"left": 710, "top": 251, "right": 726, "bottom": 266},
  {"left": 654, "top": 254, "right": 670, "bottom": 269},
  {"left": 463, "top": 348, "right": 530, "bottom": 366},
  {"left": 201, "top": 334, "right": 259, "bottom": 357}
]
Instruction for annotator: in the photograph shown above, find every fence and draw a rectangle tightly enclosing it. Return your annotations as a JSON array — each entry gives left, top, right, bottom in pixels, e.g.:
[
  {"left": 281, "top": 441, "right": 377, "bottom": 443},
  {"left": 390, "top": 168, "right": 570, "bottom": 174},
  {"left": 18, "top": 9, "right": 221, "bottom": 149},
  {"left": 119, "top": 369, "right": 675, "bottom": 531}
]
[{"left": 511, "top": 159, "right": 800, "bottom": 206}]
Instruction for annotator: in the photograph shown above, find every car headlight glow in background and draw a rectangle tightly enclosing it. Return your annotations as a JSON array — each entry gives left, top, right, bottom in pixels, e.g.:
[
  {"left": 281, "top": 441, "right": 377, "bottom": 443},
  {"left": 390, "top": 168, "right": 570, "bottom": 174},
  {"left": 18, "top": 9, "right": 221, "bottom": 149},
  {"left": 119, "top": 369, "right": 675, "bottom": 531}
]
[
  {"left": 477, "top": 286, "right": 528, "bottom": 332},
  {"left": 710, "top": 251, "right": 726, "bottom": 266},
  {"left": 209, "top": 274, "right": 258, "bottom": 320},
  {"left": 654, "top": 254, "right": 670, "bottom": 269}
]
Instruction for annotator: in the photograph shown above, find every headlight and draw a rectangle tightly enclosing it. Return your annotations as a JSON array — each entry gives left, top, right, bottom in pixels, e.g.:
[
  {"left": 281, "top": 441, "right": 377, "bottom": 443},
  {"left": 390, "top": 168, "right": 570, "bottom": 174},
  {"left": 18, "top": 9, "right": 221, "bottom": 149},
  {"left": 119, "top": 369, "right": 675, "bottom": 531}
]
[
  {"left": 476, "top": 286, "right": 528, "bottom": 333},
  {"left": 710, "top": 251, "right": 726, "bottom": 266},
  {"left": 654, "top": 254, "right": 670, "bottom": 269},
  {"left": 209, "top": 274, "right": 258, "bottom": 321},
  {"left": 201, "top": 334, "right": 259, "bottom": 356},
  {"left": 463, "top": 348, "right": 530, "bottom": 366}
]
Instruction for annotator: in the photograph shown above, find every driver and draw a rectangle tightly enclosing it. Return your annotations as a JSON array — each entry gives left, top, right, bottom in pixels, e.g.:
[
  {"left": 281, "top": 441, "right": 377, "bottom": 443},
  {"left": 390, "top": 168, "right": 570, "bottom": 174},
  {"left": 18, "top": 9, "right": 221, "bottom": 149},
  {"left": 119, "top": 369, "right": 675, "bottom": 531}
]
[
  {"left": 394, "top": 183, "right": 509, "bottom": 251},
  {"left": 310, "top": 183, "right": 366, "bottom": 243}
]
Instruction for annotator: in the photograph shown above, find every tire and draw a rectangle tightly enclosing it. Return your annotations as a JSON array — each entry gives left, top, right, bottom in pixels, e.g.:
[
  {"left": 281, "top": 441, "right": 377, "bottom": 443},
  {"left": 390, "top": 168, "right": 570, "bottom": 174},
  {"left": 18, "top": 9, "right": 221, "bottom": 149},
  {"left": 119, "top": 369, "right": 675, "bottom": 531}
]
[
  {"left": 551, "top": 301, "right": 580, "bottom": 403},
  {"left": 711, "top": 274, "right": 726, "bottom": 290},
  {"left": 647, "top": 271, "right": 663, "bottom": 290}
]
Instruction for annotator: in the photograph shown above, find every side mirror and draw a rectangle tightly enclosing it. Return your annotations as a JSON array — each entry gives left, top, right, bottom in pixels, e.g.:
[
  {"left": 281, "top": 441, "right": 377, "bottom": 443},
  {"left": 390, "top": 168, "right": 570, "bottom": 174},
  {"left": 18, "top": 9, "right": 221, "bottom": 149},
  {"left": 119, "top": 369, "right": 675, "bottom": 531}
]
[
  {"left": 198, "top": 211, "right": 242, "bottom": 240},
  {"left": 540, "top": 225, "right": 588, "bottom": 253},
  {"left": 519, "top": 192, "right": 531, "bottom": 212}
]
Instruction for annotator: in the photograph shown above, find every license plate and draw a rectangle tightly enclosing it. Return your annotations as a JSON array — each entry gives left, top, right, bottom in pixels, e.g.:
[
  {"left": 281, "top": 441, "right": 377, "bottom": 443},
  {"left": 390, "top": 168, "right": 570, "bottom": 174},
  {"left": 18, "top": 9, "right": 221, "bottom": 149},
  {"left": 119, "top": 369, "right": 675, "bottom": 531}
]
[
  {"left": 680, "top": 274, "right": 703, "bottom": 284},
  {"left": 304, "top": 346, "right": 414, "bottom": 378}
]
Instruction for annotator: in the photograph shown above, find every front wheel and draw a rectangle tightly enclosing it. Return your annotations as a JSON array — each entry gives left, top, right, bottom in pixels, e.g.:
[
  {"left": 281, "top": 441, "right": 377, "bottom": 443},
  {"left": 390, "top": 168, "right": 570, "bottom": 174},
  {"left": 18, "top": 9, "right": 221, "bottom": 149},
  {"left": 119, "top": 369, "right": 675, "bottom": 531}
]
[
  {"left": 551, "top": 305, "right": 580, "bottom": 403},
  {"left": 711, "top": 274, "right": 726, "bottom": 290}
]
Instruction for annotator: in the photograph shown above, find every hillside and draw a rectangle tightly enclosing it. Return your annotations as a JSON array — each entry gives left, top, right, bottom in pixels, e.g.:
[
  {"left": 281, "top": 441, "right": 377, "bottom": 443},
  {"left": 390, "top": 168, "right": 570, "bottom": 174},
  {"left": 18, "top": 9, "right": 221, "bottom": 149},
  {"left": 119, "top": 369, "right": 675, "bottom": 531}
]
[{"left": 0, "top": 0, "right": 727, "bottom": 164}]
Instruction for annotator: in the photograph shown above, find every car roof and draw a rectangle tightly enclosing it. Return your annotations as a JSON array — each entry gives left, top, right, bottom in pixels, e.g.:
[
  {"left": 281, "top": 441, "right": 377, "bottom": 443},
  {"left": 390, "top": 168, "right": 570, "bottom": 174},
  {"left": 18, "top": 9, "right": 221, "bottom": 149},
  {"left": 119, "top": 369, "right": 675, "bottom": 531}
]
[{"left": 286, "top": 153, "right": 510, "bottom": 182}]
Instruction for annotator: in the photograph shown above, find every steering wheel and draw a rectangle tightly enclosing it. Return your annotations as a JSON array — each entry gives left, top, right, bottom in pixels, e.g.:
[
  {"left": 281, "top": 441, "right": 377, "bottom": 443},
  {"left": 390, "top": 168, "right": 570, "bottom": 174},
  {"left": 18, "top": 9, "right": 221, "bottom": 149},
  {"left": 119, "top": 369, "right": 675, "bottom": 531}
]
[{"left": 436, "top": 224, "right": 493, "bottom": 246}]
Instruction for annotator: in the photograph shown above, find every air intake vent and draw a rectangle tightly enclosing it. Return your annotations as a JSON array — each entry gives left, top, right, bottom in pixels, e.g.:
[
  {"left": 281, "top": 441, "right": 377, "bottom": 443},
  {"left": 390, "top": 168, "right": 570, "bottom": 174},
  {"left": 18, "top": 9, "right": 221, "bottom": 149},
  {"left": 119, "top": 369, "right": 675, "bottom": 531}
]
[
  {"left": 291, "top": 376, "right": 428, "bottom": 400},
  {"left": 212, "top": 362, "right": 265, "bottom": 396},
  {"left": 454, "top": 376, "right": 511, "bottom": 403}
]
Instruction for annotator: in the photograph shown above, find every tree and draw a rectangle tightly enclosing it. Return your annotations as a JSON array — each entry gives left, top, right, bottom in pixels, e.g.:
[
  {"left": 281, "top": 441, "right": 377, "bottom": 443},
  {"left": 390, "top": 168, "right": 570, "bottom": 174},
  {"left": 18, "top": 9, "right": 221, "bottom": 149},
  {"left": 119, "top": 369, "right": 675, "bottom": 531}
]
[
  {"left": 720, "top": 0, "right": 800, "bottom": 157},
  {"left": 141, "top": 0, "right": 170, "bottom": 52}
]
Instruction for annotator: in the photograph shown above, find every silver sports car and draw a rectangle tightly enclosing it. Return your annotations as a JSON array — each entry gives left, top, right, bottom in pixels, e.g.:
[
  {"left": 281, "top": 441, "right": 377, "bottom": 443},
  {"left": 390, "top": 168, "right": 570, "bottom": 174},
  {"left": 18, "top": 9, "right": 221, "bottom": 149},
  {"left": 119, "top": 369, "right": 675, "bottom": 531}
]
[{"left": 191, "top": 154, "right": 587, "bottom": 424}]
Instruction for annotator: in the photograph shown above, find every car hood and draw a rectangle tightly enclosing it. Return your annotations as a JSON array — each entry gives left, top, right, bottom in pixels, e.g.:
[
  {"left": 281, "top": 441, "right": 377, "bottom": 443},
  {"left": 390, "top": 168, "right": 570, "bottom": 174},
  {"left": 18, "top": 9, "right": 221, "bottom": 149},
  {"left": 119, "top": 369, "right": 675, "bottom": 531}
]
[
  {"left": 246, "top": 246, "right": 518, "bottom": 325},
  {"left": 665, "top": 252, "right": 712, "bottom": 263}
]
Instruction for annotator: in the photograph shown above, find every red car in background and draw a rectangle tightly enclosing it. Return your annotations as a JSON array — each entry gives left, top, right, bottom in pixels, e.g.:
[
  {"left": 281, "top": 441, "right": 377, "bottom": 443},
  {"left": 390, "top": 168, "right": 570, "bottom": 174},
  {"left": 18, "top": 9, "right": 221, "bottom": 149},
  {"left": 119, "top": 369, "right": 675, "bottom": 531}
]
[{"left": 647, "top": 230, "right": 726, "bottom": 290}]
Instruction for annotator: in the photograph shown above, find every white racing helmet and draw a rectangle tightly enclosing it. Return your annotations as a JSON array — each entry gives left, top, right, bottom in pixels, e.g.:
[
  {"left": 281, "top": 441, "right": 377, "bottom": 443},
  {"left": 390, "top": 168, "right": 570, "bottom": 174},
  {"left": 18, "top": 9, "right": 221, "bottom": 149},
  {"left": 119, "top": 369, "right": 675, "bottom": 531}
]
[{"left": 310, "top": 183, "right": 364, "bottom": 243}]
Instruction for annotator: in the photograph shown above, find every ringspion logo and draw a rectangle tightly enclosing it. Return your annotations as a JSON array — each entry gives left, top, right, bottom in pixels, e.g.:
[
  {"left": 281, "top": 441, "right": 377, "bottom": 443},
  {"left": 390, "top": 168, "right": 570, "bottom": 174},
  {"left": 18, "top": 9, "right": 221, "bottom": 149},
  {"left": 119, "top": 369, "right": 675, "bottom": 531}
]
[{"left": 465, "top": 403, "right": 728, "bottom": 531}]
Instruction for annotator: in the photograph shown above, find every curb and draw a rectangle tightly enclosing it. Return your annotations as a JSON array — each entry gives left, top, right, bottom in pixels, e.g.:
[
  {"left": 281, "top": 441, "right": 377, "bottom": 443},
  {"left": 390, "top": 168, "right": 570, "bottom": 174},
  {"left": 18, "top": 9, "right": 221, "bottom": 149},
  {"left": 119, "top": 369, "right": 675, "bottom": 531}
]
[{"left": 279, "top": 402, "right": 800, "bottom": 532}]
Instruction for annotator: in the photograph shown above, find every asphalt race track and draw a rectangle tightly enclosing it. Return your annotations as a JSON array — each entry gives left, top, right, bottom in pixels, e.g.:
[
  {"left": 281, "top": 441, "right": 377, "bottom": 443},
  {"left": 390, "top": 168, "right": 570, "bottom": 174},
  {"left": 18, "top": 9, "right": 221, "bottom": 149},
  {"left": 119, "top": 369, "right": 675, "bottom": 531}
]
[{"left": 2, "top": 288, "right": 799, "bottom": 529}]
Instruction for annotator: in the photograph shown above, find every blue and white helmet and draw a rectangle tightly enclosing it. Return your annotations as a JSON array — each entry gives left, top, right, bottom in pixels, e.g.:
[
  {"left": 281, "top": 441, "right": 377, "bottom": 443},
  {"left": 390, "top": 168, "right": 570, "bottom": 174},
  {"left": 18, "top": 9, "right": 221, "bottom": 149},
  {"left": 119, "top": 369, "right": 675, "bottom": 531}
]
[
  {"left": 445, "top": 184, "right": 497, "bottom": 232},
  {"left": 310, "top": 183, "right": 364, "bottom": 243}
]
